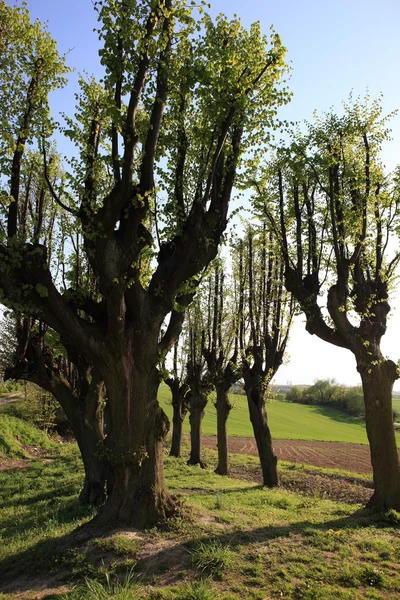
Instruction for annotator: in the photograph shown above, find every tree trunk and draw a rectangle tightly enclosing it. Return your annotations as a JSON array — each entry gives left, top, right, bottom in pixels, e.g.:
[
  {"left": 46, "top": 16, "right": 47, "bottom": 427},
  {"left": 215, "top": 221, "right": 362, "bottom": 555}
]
[
  {"left": 170, "top": 406, "right": 185, "bottom": 458},
  {"left": 244, "top": 379, "right": 278, "bottom": 487},
  {"left": 215, "top": 384, "right": 232, "bottom": 475},
  {"left": 358, "top": 359, "right": 400, "bottom": 511},
  {"left": 169, "top": 382, "right": 188, "bottom": 458},
  {"left": 54, "top": 379, "right": 107, "bottom": 506},
  {"left": 187, "top": 392, "right": 207, "bottom": 467},
  {"left": 96, "top": 346, "right": 176, "bottom": 528}
]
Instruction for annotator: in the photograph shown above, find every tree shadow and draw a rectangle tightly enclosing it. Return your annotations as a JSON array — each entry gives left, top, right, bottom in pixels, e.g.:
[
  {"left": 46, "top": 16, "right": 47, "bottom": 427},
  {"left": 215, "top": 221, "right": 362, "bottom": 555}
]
[{"left": 0, "top": 523, "right": 101, "bottom": 593}]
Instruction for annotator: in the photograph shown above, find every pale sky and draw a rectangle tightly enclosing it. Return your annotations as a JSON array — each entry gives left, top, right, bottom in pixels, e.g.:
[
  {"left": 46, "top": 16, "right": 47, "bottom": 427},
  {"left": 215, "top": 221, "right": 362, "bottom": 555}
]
[{"left": 4, "top": 0, "right": 400, "bottom": 388}]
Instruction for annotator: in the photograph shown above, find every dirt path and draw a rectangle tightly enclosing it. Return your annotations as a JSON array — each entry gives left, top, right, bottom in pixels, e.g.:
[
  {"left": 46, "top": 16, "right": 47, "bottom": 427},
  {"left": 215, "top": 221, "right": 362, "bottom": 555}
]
[{"left": 200, "top": 435, "right": 374, "bottom": 474}]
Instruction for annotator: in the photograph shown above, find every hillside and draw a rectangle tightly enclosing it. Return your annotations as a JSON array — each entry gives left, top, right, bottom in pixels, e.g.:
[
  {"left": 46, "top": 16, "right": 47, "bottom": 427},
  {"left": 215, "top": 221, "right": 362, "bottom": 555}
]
[{"left": 159, "top": 384, "right": 400, "bottom": 445}]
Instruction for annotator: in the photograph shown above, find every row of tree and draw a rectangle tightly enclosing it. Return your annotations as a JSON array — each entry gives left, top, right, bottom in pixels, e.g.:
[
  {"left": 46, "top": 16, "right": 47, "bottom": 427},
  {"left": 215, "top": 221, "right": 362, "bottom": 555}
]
[{"left": 0, "top": 0, "right": 399, "bottom": 530}]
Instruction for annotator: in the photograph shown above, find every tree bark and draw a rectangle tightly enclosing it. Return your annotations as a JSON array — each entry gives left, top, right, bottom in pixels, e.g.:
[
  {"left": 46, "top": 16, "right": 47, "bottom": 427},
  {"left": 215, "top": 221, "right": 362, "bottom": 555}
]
[
  {"left": 187, "top": 392, "right": 207, "bottom": 467},
  {"left": 50, "top": 377, "right": 107, "bottom": 506},
  {"left": 358, "top": 359, "right": 400, "bottom": 511},
  {"left": 244, "top": 378, "right": 278, "bottom": 487},
  {"left": 170, "top": 406, "right": 185, "bottom": 458},
  {"left": 95, "top": 344, "right": 176, "bottom": 528},
  {"left": 215, "top": 384, "right": 232, "bottom": 475},
  {"left": 168, "top": 380, "right": 189, "bottom": 458}
]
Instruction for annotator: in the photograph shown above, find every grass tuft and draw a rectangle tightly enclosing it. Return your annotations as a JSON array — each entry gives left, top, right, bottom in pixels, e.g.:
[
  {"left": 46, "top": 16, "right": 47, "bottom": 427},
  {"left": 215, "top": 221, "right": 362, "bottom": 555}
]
[
  {"left": 61, "top": 568, "right": 143, "bottom": 599},
  {"left": 187, "top": 540, "right": 233, "bottom": 577}
]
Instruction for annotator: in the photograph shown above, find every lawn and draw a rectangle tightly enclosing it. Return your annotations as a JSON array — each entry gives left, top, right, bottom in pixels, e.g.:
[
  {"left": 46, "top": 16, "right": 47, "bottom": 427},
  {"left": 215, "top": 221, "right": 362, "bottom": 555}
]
[
  {"left": 159, "top": 384, "right": 400, "bottom": 445},
  {"left": 0, "top": 433, "right": 399, "bottom": 600}
]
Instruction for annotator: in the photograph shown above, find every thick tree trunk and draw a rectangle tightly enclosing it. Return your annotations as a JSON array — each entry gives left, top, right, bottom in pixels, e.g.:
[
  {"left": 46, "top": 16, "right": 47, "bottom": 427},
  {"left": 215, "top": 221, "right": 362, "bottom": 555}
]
[
  {"left": 358, "top": 359, "right": 400, "bottom": 511},
  {"left": 187, "top": 392, "right": 207, "bottom": 467},
  {"left": 96, "top": 346, "right": 176, "bottom": 528},
  {"left": 215, "top": 384, "right": 232, "bottom": 475},
  {"left": 244, "top": 379, "right": 278, "bottom": 487}
]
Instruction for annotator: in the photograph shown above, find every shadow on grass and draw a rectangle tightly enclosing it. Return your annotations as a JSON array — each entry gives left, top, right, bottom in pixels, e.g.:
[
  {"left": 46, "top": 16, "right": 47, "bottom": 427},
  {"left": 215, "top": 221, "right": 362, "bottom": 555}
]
[
  {"left": 0, "top": 523, "right": 101, "bottom": 595},
  {"left": 1, "top": 499, "right": 397, "bottom": 595}
]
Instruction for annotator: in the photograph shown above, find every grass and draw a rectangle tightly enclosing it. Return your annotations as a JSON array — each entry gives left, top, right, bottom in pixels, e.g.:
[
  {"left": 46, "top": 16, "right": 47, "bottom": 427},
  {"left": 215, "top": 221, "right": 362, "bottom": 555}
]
[
  {"left": 159, "top": 383, "right": 400, "bottom": 445},
  {"left": 187, "top": 540, "right": 233, "bottom": 577},
  {"left": 0, "top": 413, "right": 56, "bottom": 458},
  {"left": 0, "top": 425, "right": 399, "bottom": 599}
]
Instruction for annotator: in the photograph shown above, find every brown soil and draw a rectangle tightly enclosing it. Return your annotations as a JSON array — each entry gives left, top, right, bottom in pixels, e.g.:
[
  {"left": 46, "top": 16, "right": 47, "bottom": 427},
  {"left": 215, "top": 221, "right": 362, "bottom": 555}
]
[
  {"left": 201, "top": 435, "right": 374, "bottom": 474},
  {"left": 229, "top": 463, "right": 373, "bottom": 505}
]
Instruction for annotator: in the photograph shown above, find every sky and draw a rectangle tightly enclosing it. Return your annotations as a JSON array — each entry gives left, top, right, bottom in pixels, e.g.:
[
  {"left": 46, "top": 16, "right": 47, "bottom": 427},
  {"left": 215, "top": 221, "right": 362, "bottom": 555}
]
[{"left": 7, "top": 0, "right": 400, "bottom": 388}]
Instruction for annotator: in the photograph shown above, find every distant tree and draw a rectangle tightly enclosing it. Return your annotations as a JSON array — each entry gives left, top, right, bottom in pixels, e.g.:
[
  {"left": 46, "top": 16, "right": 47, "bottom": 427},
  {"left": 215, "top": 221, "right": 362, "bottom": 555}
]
[
  {"left": 304, "top": 379, "right": 340, "bottom": 406},
  {"left": 236, "top": 223, "right": 294, "bottom": 487},
  {"left": 164, "top": 339, "right": 190, "bottom": 458},
  {"left": 260, "top": 98, "right": 400, "bottom": 509},
  {"left": 202, "top": 259, "right": 241, "bottom": 476},
  {"left": 185, "top": 297, "right": 213, "bottom": 468},
  {"left": 285, "top": 385, "right": 304, "bottom": 404}
]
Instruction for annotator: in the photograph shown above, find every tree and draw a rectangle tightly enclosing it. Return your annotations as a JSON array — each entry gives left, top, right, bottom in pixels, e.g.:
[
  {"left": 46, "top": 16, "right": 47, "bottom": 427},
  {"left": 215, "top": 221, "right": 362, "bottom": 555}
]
[
  {"left": 0, "top": 1, "right": 289, "bottom": 527},
  {"left": 202, "top": 259, "right": 240, "bottom": 476},
  {"left": 185, "top": 296, "right": 213, "bottom": 468},
  {"left": 261, "top": 98, "right": 400, "bottom": 509},
  {"left": 164, "top": 339, "right": 190, "bottom": 458},
  {"left": 2, "top": 319, "right": 107, "bottom": 505},
  {"left": 236, "top": 223, "right": 293, "bottom": 487}
]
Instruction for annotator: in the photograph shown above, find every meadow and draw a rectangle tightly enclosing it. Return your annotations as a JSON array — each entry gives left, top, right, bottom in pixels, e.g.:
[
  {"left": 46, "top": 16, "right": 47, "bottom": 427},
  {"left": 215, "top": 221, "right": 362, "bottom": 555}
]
[
  {"left": 0, "top": 436, "right": 399, "bottom": 599},
  {"left": 1, "top": 393, "right": 400, "bottom": 599},
  {"left": 158, "top": 384, "right": 400, "bottom": 445}
]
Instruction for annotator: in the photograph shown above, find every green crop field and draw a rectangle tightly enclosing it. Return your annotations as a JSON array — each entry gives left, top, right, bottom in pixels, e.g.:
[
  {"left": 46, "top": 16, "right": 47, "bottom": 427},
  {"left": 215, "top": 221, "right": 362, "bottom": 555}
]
[{"left": 159, "top": 384, "right": 400, "bottom": 445}]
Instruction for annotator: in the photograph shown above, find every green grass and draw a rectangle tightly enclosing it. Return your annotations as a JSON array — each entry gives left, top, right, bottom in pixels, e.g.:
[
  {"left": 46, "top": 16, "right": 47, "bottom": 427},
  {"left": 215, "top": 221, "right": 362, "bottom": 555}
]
[
  {"left": 159, "top": 384, "right": 396, "bottom": 445},
  {"left": 0, "top": 413, "right": 56, "bottom": 458},
  {"left": 0, "top": 438, "right": 399, "bottom": 600}
]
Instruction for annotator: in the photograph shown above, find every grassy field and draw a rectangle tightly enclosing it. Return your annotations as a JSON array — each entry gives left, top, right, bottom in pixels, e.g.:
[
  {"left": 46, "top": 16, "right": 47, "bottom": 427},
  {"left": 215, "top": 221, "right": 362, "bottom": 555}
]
[
  {"left": 0, "top": 426, "right": 399, "bottom": 600},
  {"left": 159, "top": 384, "right": 400, "bottom": 445}
]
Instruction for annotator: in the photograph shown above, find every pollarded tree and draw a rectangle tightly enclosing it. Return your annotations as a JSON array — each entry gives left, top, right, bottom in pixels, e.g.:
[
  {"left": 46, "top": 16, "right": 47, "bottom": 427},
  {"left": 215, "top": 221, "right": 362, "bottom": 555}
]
[
  {"left": 185, "top": 295, "right": 213, "bottom": 468},
  {"left": 202, "top": 259, "right": 241, "bottom": 476},
  {"left": 164, "top": 338, "right": 190, "bottom": 458},
  {"left": 260, "top": 98, "right": 400, "bottom": 509},
  {"left": 236, "top": 223, "right": 294, "bottom": 487},
  {"left": 0, "top": 1, "right": 289, "bottom": 527}
]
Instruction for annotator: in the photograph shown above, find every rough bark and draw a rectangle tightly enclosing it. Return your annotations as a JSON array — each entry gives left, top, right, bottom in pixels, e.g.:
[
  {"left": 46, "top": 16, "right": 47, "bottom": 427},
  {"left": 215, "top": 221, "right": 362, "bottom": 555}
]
[
  {"left": 358, "top": 359, "right": 400, "bottom": 511},
  {"left": 244, "top": 376, "right": 278, "bottom": 487},
  {"left": 214, "top": 384, "right": 233, "bottom": 475},
  {"left": 5, "top": 361, "right": 107, "bottom": 505},
  {"left": 57, "top": 380, "right": 107, "bottom": 506},
  {"left": 95, "top": 339, "right": 176, "bottom": 528},
  {"left": 187, "top": 391, "right": 208, "bottom": 467}
]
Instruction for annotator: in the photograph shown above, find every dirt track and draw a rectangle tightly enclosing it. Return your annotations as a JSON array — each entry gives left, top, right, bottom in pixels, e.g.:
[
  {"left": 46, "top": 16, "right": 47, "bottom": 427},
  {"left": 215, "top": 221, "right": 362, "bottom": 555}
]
[{"left": 201, "top": 436, "right": 374, "bottom": 474}]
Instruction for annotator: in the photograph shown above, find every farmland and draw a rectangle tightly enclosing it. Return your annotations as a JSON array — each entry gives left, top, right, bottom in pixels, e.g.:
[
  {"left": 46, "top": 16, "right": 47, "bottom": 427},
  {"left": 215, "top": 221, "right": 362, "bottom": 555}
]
[{"left": 159, "top": 384, "right": 400, "bottom": 446}]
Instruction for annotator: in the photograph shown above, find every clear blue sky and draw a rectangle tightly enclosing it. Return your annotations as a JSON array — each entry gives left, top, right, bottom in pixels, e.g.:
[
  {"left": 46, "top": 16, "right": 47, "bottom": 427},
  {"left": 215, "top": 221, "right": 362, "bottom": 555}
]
[{"left": 19, "top": 0, "right": 400, "bottom": 387}]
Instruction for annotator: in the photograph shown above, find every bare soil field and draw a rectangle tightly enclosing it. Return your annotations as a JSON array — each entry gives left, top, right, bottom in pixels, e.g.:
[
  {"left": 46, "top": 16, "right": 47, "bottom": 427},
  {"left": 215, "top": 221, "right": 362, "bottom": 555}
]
[{"left": 201, "top": 435, "right": 374, "bottom": 474}]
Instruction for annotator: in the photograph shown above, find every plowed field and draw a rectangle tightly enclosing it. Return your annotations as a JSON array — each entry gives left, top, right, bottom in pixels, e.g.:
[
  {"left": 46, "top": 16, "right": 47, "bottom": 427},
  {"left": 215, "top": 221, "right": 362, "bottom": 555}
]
[{"left": 201, "top": 436, "right": 375, "bottom": 474}]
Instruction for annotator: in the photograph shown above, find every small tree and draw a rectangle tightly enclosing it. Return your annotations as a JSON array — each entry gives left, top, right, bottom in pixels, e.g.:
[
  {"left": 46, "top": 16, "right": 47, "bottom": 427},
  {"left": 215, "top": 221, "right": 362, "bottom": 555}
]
[
  {"left": 202, "top": 259, "right": 241, "bottom": 475},
  {"left": 164, "top": 339, "right": 190, "bottom": 458},
  {"left": 185, "top": 296, "right": 212, "bottom": 468},
  {"left": 236, "top": 223, "right": 294, "bottom": 487}
]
